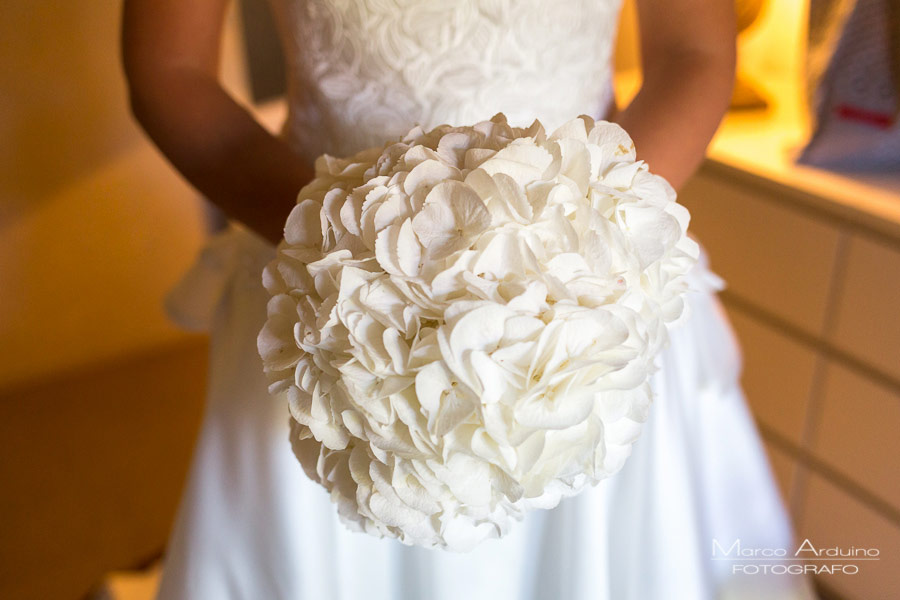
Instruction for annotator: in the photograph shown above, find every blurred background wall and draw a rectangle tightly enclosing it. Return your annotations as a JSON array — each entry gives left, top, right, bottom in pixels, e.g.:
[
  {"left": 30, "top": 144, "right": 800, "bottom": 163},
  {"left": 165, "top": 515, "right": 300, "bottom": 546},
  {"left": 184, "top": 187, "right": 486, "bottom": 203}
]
[{"left": 0, "top": 3, "right": 250, "bottom": 599}]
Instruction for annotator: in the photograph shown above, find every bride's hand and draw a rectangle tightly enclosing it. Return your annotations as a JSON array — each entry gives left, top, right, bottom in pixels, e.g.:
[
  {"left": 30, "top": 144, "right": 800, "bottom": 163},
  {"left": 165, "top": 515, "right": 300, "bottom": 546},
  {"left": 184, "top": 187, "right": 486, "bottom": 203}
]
[
  {"left": 613, "top": 0, "right": 736, "bottom": 192},
  {"left": 122, "top": 0, "right": 311, "bottom": 246}
]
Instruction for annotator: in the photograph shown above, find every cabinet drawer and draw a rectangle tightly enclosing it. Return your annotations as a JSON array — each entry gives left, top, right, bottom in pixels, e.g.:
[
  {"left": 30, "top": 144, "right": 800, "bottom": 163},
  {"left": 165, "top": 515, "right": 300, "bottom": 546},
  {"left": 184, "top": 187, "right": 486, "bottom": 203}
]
[
  {"left": 830, "top": 234, "right": 900, "bottom": 381},
  {"left": 680, "top": 173, "right": 842, "bottom": 337}
]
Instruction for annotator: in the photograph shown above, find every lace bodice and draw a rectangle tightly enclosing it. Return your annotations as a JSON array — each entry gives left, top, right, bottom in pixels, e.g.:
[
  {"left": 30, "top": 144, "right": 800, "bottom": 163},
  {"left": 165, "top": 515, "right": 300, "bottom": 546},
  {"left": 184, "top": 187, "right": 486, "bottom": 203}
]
[{"left": 267, "top": 0, "right": 624, "bottom": 163}]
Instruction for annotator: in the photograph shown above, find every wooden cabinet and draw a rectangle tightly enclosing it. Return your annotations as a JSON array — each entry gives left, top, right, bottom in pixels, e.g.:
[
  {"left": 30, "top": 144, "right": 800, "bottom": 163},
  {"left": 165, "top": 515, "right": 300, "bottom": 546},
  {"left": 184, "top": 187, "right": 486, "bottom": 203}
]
[{"left": 680, "top": 161, "right": 900, "bottom": 600}]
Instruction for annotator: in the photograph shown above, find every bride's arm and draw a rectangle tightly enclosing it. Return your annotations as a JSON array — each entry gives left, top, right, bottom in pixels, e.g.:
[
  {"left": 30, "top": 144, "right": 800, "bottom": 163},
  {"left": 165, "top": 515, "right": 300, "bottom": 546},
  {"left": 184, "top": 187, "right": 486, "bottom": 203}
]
[
  {"left": 122, "top": 0, "right": 311, "bottom": 245},
  {"left": 613, "top": 0, "right": 736, "bottom": 191}
]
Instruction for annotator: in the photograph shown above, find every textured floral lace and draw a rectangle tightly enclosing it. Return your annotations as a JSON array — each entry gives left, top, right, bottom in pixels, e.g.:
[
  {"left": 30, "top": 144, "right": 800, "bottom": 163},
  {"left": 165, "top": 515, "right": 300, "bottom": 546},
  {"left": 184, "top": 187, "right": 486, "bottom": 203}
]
[{"left": 268, "top": 0, "right": 623, "bottom": 164}]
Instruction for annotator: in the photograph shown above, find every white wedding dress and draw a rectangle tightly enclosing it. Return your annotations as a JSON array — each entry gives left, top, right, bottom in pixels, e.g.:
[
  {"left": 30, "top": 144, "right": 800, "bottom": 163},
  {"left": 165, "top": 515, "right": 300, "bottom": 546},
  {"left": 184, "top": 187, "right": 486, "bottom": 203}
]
[{"left": 156, "top": 1, "right": 817, "bottom": 598}]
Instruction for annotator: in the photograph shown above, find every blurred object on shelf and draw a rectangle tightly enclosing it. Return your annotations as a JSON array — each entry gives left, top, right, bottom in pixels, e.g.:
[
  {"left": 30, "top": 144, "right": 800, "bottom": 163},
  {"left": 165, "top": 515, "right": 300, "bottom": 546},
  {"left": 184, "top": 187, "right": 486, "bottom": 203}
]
[
  {"left": 798, "top": 0, "right": 900, "bottom": 170},
  {"left": 732, "top": 0, "right": 770, "bottom": 109}
]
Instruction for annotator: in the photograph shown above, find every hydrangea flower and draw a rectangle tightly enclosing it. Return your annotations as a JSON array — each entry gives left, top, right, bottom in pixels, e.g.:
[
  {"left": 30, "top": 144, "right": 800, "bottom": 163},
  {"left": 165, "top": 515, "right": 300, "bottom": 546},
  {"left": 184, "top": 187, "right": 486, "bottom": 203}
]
[{"left": 258, "top": 113, "right": 699, "bottom": 551}]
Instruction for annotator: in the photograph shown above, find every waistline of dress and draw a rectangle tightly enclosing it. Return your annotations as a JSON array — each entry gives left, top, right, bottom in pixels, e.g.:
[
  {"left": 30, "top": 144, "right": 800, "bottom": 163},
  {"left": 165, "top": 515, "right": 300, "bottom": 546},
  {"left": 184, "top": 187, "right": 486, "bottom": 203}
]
[{"left": 164, "top": 223, "right": 276, "bottom": 332}]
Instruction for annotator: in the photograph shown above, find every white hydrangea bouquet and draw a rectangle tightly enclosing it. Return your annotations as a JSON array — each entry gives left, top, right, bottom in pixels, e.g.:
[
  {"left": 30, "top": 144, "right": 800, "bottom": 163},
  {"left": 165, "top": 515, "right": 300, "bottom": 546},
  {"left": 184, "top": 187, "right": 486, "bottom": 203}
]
[{"left": 258, "top": 113, "right": 699, "bottom": 551}]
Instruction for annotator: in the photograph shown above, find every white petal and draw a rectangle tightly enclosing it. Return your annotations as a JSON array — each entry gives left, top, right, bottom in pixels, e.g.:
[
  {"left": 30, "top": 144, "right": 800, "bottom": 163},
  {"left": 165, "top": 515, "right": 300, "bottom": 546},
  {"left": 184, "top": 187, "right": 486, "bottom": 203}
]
[
  {"left": 478, "top": 141, "right": 553, "bottom": 186},
  {"left": 447, "top": 303, "right": 514, "bottom": 358},
  {"left": 588, "top": 121, "right": 636, "bottom": 163},
  {"left": 471, "top": 231, "right": 524, "bottom": 281},
  {"left": 470, "top": 349, "right": 520, "bottom": 404},
  {"left": 383, "top": 327, "right": 410, "bottom": 374},
  {"left": 374, "top": 223, "right": 412, "bottom": 277},
  {"left": 284, "top": 198, "right": 324, "bottom": 248},
  {"left": 396, "top": 218, "right": 423, "bottom": 276},
  {"left": 514, "top": 385, "right": 594, "bottom": 429},
  {"left": 441, "top": 453, "right": 491, "bottom": 506},
  {"left": 548, "top": 115, "right": 591, "bottom": 142},
  {"left": 373, "top": 194, "right": 412, "bottom": 232},
  {"left": 403, "top": 159, "right": 461, "bottom": 195},
  {"left": 411, "top": 199, "right": 457, "bottom": 257}
]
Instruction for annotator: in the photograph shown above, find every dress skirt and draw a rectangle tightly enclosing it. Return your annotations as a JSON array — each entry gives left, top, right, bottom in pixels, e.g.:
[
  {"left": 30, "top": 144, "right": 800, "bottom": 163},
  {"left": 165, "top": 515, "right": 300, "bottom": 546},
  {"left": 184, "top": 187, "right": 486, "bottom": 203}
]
[{"left": 155, "top": 224, "right": 817, "bottom": 600}]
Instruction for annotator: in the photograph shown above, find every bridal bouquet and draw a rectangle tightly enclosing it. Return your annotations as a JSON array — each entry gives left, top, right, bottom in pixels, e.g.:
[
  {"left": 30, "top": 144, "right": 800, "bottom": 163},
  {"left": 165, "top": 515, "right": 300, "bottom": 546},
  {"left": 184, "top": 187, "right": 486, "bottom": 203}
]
[{"left": 258, "top": 113, "right": 699, "bottom": 551}]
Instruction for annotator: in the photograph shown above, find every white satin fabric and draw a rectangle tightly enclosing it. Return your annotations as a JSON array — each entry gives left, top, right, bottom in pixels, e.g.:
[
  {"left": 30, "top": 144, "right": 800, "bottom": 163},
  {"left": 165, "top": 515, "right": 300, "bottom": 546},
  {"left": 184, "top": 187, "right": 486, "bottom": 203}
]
[{"left": 156, "top": 0, "right": 817, "bottom": 598}]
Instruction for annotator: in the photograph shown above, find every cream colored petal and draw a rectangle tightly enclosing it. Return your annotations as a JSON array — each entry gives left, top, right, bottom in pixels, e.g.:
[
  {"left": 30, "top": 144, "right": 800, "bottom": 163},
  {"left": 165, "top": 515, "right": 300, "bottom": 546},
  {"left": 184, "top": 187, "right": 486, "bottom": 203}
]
[
  {"left": 493, "top": 172, "right": 532, "bottom": 222},
  {"left": 440, "top": 453, "right": 491, "bottom": 507},
  {"left": 382, "top": 327, "right": 410, "bottom": 375},
  {"left": 621, "top": 203, "right": 680, "bottom": 269},
  {"left": 373, "top": 193, "right": 412, "bottom": 232},
  {"left": 396, "top": 218, "right": 423, "bottom": 277},
  {"left": 544, "top": 252, "right": 591, "bottom": 284},
  {"left": 447, "top": 303, "right": 515, "bottom": 357},
  {"left": 603, "top": 161, "right": 644, "bottom": 190},
  {"left": 471, "top": 231, "right": 525, "bottom": 281},
  {"left": 514, "top": 385, "right": 595, "bottom": 430},
  {"left": 374, "top": 223, "right": 404, "bottom": 277},
  {"left": 588, "top": 121, "right": 636, "bottom": 163},
  {"left": 322, "top": 187, "right": 350, "bottom": 235},
  {"left": 403, "top": 159, "right": 461, "bottom": 195},
  {"left": 258, "top": 295, "right": 303, "bottom": 371},
  {"left": 469, "top": 349, "right": 521, "bottom": 405},
  {"left": 477, "top": 141, "right": 553, "bottom": 186},
  {"left": 464, "top": 147, "right": 497, "bottom": 170},
  {"left": 410, "top": 198, "right": 458, "bottom": 257},
  {"left": 284, "top": 198, "right": 324, "bottom": 248},
  {"left": 436, "top": 131, "right": 477, "bottom": 168},
  {"left": 554, "top": 137, "right": 592, "bottom": 197},
  {"left": 548, "top": 115, "right": 591, "bottom": 142}
]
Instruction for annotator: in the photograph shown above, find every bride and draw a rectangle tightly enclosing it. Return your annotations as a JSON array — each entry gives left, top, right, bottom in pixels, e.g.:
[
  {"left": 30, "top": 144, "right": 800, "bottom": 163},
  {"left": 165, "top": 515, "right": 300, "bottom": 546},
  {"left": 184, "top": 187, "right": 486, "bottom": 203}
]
[{"left": 122, "top": 0, "right": 816, "bottom": 598}]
